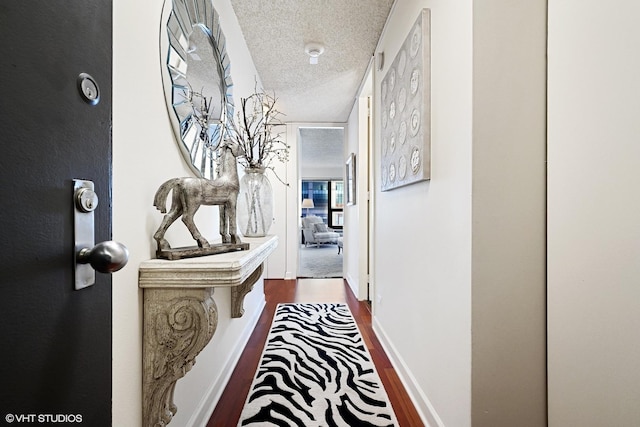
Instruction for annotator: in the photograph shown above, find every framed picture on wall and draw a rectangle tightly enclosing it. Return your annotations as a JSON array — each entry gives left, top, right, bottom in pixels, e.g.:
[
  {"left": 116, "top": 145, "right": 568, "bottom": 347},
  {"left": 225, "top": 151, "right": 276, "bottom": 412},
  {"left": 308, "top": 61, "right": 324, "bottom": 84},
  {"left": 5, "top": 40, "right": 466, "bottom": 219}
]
[
  {"left": 380, "top": 8, "right": 431, "bottom": 191},
  {"left": 346, "top": 153, "right": 356, "bottom": 206}
]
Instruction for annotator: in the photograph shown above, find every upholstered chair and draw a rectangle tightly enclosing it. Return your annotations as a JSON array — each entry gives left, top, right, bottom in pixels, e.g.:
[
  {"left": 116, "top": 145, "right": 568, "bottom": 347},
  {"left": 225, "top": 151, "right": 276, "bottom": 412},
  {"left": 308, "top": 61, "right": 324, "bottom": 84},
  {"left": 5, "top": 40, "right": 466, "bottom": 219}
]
[{"left": 301, "top": 216, "right": 340, "bottom": 247}]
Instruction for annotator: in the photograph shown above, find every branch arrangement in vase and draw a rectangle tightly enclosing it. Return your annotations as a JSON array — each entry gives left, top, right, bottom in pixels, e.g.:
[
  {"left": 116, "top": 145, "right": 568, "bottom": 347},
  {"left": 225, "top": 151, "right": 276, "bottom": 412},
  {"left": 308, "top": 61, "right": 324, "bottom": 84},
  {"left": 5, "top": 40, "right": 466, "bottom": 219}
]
[{"left": 226, "top": 88, "right": 290, "bottom": 184}]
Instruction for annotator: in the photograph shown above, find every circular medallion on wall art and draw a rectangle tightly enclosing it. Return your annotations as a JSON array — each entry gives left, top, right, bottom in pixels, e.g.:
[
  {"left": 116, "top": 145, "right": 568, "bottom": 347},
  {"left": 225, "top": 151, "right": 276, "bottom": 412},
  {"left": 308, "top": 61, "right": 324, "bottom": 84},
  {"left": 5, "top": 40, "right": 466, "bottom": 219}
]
[
  {"left": 398, "top": 50, "right": 407, "bottom": 77},
  {"left": 381, "top": 166, "right": 388, "bottom": 186},
  {"left": 410, "top": 108, "right": 421, "bottom": 136},
  {"left": 388, "top": 162, "right": 397, "bottom": 182},
  {"left": 398, "top": 87, "right": 406, "bottom": 112},
  {"left": 389, "top": 101, "right": 396, "bottom": 120},
  {"left": 398, "top": 121, "right": 407, "bottom": 145},
  {"left": 382, "top": 109, "right": 388, "bottom": 128},
  {"left": 388, "top": 68, "right": 396, "bottom": 92},
  {"left": 381, "top": 81, "right": 387, "bottom": 102},
  {"left": 399, "top": 155, "right": 408, "bottom": 180},
  {"left": 410, "top": 68, "right": 420, "bottom": 95},
  {"left": 389, "top": 132, "right": 396, "bottom": 153},
  {"left": 410, "top": 146, "right": 421, "bottom": 174},
  {"left": 382, "top": 136, "right": 388, "bottom": 156},
  {"left": 410, "top": 24, "right": 422, "bottom": 57}
]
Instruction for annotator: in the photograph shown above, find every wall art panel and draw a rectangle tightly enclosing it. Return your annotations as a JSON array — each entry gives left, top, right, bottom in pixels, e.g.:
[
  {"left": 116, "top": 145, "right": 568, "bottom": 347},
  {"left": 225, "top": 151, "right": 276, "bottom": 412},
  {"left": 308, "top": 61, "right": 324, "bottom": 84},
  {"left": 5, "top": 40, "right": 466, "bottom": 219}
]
[{"left": 380, "top": 9, "right": 430, "bottom": 191}]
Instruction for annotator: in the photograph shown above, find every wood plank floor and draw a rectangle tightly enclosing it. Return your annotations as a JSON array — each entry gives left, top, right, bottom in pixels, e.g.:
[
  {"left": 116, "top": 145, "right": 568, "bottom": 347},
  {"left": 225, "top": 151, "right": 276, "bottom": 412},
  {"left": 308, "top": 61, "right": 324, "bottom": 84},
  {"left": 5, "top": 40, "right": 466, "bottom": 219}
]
[{"left": 207, "top": 278, "right": 424, "bottom": 427}]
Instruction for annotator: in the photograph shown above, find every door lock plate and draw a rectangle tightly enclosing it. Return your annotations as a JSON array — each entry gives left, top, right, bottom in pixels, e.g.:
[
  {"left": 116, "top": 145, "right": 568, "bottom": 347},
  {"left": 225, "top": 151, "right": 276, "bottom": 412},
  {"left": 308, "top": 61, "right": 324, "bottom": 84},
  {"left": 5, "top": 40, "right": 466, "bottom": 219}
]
[
  {"left": 74, "top": 179, "right": 97, "bottom": 290},
  {"left": 73, "top": 180, "right": 129, "bottom": 290}
]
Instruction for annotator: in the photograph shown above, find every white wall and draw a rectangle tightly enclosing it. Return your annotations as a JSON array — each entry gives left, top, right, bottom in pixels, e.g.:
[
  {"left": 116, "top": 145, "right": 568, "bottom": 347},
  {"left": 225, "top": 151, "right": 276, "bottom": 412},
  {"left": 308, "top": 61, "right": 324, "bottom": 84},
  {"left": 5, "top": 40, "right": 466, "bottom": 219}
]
[
  {"left": 263, "top": 132, "right": 291, "bottom": 279},
  {"left": 344, "top": 74, "right": 372, "bottom": 300},
  {"left": 547, "top": 1, "right": 640, "bottom": 425},
  {"left": 372, "top": 0, "right": 546, "bottom": 426},
  {"left": 112, "top": 0, "right": 268, "bottom": 425},
  {"left": 372, "top": 1, "right": 474, "bottom": 425}
]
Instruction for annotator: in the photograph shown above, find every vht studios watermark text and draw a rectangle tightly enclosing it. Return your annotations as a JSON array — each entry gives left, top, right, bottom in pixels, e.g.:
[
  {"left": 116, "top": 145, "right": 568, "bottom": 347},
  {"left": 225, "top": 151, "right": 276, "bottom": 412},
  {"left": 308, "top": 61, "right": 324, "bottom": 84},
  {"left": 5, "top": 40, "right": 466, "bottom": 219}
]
[{"left": 5, "top": 414, "right": 83, "bottom": 424}]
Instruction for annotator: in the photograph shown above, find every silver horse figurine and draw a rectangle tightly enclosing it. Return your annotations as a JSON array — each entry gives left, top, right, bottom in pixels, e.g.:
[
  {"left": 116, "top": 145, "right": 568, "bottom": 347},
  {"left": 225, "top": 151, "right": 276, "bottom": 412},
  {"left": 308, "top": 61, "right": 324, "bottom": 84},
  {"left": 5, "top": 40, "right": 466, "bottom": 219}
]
[{"left": 153, "top": 140, "right": 241, "bottom": 251}]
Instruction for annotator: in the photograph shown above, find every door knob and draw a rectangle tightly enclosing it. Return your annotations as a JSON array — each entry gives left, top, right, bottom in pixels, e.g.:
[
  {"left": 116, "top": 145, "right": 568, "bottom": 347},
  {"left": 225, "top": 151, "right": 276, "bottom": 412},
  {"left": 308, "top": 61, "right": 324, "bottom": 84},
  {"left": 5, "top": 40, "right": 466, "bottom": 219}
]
[
  {"left": 74, "top": 179, "right": 129, "bottom": 290},
  {"left": 77, "top": 241, "right": 129, "bottom": 273}
]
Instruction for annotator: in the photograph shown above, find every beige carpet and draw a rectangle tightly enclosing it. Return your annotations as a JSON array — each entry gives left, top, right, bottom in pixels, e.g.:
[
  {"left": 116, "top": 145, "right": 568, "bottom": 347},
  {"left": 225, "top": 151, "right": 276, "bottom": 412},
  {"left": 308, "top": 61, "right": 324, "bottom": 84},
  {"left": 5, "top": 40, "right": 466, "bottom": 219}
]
[{"left": 298, "top": 244, "right": 343, "bottom": 278}]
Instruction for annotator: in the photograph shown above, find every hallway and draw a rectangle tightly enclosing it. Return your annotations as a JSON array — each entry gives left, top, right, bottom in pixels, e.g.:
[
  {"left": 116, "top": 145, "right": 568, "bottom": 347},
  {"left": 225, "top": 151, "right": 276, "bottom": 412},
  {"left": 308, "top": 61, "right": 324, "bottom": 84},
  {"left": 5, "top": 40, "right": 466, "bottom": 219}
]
[{"left": 206, "top": 279, "right": 423, "bottom": 426}]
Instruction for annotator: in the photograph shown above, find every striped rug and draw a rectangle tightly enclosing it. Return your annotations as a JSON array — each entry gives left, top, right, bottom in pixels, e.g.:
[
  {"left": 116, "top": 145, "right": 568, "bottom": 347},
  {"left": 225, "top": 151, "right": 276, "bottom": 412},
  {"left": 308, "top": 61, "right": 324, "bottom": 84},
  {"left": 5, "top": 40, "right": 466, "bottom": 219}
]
[{"left": 238, "top": 303, "right": 398, "bottom": 426}]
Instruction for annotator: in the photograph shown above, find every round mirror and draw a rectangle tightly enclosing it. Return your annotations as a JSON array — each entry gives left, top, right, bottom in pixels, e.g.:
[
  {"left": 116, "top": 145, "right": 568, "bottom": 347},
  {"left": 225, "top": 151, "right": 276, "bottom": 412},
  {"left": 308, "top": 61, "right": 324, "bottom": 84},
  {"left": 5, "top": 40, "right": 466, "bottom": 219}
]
[{"left": 160, "top": 0, "right": 234, "bottom": 179}]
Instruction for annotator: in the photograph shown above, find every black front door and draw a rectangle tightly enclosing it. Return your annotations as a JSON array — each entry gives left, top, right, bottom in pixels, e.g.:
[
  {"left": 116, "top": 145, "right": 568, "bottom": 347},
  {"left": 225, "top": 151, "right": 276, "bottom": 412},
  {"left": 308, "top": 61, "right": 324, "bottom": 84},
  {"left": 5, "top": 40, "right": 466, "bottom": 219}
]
[{"left": 0, "top": 2, "right": 113, "bottom": 425}]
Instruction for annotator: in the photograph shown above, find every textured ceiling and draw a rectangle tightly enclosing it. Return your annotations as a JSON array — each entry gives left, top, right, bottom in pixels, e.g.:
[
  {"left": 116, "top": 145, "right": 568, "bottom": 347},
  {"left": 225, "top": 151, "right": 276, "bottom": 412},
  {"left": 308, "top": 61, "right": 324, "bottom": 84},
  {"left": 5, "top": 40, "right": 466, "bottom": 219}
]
[
  {"left": 230, "top": 0, "right": 393, "bottom": 123},
  {"left": 299, "top": 128, "right": 344, "bottom": 171}
]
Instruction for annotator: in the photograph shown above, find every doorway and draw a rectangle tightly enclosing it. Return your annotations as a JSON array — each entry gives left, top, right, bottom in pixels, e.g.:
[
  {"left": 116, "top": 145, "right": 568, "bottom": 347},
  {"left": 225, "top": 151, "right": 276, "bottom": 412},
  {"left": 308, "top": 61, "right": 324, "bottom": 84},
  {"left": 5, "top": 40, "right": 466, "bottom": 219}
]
[{"left": 297, "top": 127, "right": 345, "bottom": 278}]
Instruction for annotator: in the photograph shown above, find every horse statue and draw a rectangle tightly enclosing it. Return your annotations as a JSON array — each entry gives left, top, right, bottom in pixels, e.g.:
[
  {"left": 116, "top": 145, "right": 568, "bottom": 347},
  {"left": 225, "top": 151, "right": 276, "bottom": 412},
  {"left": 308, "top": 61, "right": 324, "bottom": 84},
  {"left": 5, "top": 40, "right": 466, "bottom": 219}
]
[{"left": 153, "top": 140, "right": 242, "bottom": 253}]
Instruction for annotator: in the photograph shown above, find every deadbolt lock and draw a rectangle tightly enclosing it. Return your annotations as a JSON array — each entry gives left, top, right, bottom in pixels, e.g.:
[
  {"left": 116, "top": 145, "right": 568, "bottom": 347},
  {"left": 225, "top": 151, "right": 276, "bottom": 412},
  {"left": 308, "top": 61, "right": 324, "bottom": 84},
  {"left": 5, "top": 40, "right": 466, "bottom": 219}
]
[
  {"left": 77, "top": 73, "right": 101, "bottom": 105},
  {"left": 75, "top": 187, "right": 98, "bottom": 212}
]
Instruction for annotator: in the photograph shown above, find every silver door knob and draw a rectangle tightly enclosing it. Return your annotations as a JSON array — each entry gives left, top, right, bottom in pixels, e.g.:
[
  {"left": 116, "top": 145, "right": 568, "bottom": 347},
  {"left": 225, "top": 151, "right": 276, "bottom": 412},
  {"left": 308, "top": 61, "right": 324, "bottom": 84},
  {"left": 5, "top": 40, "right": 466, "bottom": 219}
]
[{"left": 77, "top": 241, "right": 129, "bottom": 273}]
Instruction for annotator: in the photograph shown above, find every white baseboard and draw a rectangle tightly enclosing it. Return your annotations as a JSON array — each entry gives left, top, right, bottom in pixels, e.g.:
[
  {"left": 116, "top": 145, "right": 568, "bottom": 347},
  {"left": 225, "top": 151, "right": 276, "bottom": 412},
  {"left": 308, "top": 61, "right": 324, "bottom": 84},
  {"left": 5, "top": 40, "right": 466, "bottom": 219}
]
[
  {"left": 186, "top": 299, "right": 266, "bottom": 427},
  {"left": 372, "top": 317, "right": 446, "bottom": 427},
  {"left": 344, "top": 273, "right": 358, "bottom": 298}
]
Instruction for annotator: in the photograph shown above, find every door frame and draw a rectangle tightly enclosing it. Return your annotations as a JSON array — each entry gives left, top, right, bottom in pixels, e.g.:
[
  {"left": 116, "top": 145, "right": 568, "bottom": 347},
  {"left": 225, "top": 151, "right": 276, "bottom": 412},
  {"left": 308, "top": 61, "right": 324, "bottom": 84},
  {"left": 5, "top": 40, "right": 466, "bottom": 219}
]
[{"left": 295, "top": 124, "right": 347, "bottom": 279}]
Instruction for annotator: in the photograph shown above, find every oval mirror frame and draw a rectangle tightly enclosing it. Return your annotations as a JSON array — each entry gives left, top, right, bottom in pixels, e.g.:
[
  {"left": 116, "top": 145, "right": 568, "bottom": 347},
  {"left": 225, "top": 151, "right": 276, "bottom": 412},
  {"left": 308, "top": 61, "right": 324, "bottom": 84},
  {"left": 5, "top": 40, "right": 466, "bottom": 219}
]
[{"left": 160, "top": 0, "right": 234, "bottom": 180}]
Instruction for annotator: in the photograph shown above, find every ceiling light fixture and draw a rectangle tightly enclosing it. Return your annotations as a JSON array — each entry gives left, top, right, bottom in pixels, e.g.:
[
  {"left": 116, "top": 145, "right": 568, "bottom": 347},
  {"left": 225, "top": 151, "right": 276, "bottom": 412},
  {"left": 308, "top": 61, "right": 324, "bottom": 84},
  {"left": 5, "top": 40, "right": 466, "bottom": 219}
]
[{"left": 304, "top": 43, "right": 325, "bottom": 65}]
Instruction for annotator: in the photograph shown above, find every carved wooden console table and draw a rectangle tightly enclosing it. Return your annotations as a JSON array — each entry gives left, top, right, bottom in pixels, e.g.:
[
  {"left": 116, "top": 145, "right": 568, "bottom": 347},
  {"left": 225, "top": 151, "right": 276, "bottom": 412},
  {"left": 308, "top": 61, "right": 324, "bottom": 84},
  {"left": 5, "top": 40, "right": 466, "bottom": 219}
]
[{"left": 138, "top": 235, "right": 277, "bottom": 427}]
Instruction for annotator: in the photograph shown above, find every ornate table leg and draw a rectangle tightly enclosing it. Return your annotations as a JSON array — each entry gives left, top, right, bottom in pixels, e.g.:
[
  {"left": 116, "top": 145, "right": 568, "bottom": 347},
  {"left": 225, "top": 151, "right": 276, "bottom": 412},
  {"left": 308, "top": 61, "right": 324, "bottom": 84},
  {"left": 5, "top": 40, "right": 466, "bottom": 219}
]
[
  {"left": 142, "top": 288, "right": 218, "bottom": 427},
  {"left": 231, "top": 263, "right": 264, "bottom": 318}
]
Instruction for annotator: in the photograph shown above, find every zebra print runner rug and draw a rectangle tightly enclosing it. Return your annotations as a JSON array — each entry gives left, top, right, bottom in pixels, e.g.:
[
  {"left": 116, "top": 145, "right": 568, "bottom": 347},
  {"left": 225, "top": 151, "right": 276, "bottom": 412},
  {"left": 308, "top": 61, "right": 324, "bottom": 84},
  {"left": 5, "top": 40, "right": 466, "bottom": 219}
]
[{"left": 238, "top": 303, "right": 398, "bottom": 426}]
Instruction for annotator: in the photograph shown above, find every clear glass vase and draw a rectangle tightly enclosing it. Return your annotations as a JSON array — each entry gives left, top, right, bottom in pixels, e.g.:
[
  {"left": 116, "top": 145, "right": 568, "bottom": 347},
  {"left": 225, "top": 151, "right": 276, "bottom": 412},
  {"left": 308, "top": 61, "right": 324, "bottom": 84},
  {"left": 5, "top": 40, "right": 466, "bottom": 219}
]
[{"left": 238, "top": 167, "right": 273, "bottom": 237}]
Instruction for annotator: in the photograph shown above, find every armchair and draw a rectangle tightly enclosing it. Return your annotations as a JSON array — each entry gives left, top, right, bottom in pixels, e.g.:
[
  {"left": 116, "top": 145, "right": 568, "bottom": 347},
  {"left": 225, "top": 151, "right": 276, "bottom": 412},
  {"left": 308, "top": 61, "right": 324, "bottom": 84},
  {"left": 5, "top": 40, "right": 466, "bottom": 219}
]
[{"left": 301, "top": 216, "right": 340, "bottom": 247}]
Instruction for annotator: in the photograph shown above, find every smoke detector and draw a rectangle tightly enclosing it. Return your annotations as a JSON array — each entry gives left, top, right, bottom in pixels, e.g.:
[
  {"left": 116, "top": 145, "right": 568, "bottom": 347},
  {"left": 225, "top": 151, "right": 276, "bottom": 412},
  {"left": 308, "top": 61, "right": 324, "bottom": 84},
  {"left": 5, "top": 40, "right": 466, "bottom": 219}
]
[{"left": 304, "top": 43, "right": 325, "bottom": 65}]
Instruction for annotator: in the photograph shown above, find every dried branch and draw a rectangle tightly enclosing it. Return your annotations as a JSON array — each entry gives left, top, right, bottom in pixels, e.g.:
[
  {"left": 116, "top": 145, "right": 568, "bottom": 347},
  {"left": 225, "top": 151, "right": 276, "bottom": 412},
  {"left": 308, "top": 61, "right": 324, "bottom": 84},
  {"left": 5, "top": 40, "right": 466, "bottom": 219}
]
[{"left": 226, "top": 87, "right": 290, "bottom": 185}]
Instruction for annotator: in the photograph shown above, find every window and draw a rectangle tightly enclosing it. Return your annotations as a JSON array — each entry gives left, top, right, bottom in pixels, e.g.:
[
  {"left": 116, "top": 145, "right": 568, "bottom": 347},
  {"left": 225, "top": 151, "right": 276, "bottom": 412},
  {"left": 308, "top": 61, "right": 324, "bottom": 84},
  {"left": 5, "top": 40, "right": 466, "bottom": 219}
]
[{"left": 302, "top": 180, "right": 344, "bottom": 229}]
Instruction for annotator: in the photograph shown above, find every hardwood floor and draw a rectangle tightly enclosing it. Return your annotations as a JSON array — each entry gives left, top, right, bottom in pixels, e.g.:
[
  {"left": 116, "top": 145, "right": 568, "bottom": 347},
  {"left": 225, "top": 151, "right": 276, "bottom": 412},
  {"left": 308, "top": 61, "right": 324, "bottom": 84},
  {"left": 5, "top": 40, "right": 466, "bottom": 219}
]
[{"left": 206, "top": 278, "right": 423, "bottom": 427}]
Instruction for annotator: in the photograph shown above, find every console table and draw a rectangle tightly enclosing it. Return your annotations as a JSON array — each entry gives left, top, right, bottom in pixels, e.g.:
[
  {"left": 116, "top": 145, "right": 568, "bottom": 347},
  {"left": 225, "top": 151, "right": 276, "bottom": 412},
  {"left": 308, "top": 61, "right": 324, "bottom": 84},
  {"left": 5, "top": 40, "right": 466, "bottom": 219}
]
[{"left": 138, "top": 235, "right": 277, "bottom": 427}]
